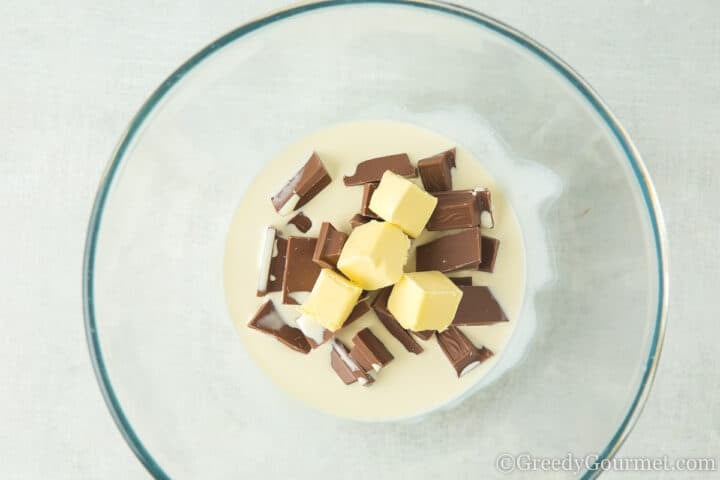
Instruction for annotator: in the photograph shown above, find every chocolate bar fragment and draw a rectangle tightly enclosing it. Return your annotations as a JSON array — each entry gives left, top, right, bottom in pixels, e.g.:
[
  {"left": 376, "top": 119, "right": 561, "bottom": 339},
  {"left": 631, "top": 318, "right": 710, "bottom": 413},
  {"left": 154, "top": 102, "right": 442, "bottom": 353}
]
[
  {"left": 478, "top": 236, "right": 500, "bottom": 273},
  {"left": 350, "top": 327, "right": 394, "bottom": 373},
  {"left": 436, "top": 326, "right": 493, "bottom": 377},
  {"left": 282, "top": 237, "right": 321, "bottom": 304},
  {"left": 296, "top": 314, "right": 333, "bottom": 348},
  {"left": 475, "top": 188, "right": 494, "bottom": 228},
  {"left": 330, "top": 339, "right": 373, "bottom": 386},
  {"left": 256, "top": 227, "right": 288, "bottom": 296},
  {"left": 312, "top": 222, "right": 348, "bottom": 269},
  {"left": 271, "top": 152, "right": 331, "bottom": 215},
  {"left": 449, "top": 276, "right": 473, "bottom": 286},
  {"left": 426, "top": 189, "right": 494, "bottom": 231},
  {"left": 371, "top": 287, "right": 423, "bottom": 354},
  {"left": 452, "top": 286, "right": 508, "bottom": 326},
  {"left": 415, "top": 227, "right": 482, "bottom": 273},
  {"left": 417, "top": 148, "right": 456, "bottom": 192},
  {"left": 248, "top": 300, "right": 310, "bottom": 354},
  {"left": 349, "top": 214, "right": 374, "bottom": 229},
  {"left": 342, "top": 300, "right": 371, "bottom": 326},
  {"left": 412, "top": 330, "right": 435, "bottom": 341},
  {"left": 425, "top": 190, "right": 477, "bottom": 231},
  {"left": 287, "top": 212, "right": 312, "bottom": 233},
  {"left": 343, "top": 153, "right": 416, "bottom": 186},
  {"left": 359, "top": 182, "right": 380, "bottom": 218}
]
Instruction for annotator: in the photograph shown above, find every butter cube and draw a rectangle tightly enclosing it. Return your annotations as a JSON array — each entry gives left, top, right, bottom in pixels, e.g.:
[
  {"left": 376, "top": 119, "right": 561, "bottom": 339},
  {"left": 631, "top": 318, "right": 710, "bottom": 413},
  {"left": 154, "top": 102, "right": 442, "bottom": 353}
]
[
  {"left": 369, "top": 171, "right": 438, "bottom": 238},
  {"left": 337, "top": 221, "right": 410, "bottom": 290},
  {"left": 388, "top": 271, "right": 463, "bottom": 331},
  {"left": 300, "top": 269, "right": 362, "bottom": 331}
]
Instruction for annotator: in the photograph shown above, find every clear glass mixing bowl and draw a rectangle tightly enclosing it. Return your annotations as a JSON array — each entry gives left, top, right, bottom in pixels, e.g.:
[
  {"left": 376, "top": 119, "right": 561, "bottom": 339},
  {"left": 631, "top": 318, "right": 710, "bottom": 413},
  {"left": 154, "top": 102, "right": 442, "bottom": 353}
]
[{"left": 83, "top": 2, "right": 667, "bottom": 478}]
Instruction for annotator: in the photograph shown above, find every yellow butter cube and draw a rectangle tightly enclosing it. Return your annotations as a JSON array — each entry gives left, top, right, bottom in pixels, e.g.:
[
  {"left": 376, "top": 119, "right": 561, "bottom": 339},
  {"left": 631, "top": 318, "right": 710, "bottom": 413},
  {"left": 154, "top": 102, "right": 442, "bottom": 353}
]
[
  {"left": 300, "top": 269, "right": 362, "bottom": 331},
  {"left": 369, "top": 171, "right": 438, "bottom": 238},
  {"left": 388, "top": 271, "right": 463, "bottom": 331},
  {"left": 337, "top": 221, "right": 410, "bottom": 290}
]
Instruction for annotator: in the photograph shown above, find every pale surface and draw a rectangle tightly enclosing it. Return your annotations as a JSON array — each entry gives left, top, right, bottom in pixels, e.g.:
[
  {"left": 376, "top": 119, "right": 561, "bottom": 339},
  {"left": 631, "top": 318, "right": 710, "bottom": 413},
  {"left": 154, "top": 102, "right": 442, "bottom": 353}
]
[
  {"left": 224, "top": 121, "right": 526, "bottom": 420},
  {"left": 1, "top": 1, "right": 718, "bottom": 478}
]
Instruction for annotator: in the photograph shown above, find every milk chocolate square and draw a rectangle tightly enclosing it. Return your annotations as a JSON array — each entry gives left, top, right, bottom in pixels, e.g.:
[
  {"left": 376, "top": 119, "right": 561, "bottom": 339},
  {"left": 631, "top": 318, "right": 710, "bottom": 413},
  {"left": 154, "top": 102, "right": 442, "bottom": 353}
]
[
  {"left": 415, "top": 227, "right": 482, "bottom": 273},
  {"left": 312, "top": 222, "right": 348, "bottom": 269},
  {"left": 343, "top": 153, "right": 416, "bottom": 186},
  {"left": 349, "top": 327, "right": 394, "bottom": 372},
  {"left": 371, "top": 287, "right": 423, "bottom": 354},
  {"left": 271, "top": 152, "right": 331, "bottom": 215},
  {"left": 417, "top": 148, "right": 455, "bottom": 192},
  {"left": 436, "top": 326, "right": 493, "bottom": 377},
  {"left": 282, "top": 237, "right": 321, "bottom": 304},
  {"left": 248, "top": 300, "right": 310, "bottom": 354}
]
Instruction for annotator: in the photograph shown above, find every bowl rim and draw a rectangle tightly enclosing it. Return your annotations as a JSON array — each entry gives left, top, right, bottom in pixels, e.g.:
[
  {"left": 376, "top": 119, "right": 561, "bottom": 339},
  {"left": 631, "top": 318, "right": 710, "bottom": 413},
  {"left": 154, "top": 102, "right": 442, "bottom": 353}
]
[{"left": 82, "top": 1, "right": 668, "bottom": 478}]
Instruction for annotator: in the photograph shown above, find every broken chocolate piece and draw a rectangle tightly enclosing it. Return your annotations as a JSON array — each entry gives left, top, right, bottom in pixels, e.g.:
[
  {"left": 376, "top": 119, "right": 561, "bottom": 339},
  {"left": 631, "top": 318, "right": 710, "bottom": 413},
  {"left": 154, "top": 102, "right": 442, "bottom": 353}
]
[
  {"left": 287, "top": 212, "right": 312, "bottom": 233},
  {"left": 415, "top": 227, "right": 482, "bottom": 273},
  {"left": 349, "top": 214, "right": 374, "bottom": 229},
  {"left": 330, "top": 339, "right": 373, "bottom": 386},
  {"left": 248, "top": 300, "right": 310, "bottom": 354},
  {"left": 271, "top": 152, "right": 331, "bottom": 215},
  {"left": 343, "top": 153, "right": 416, "bottom": 186},
  {"left": 312, "top": 222, "right": 348, "bottom": 269},
  {"left": 371, "top": 287, "right": 423, "bottom": 354},
  {"left": 412, "top": 330, "right": 435, "bottom": 341},
  {"left": 436, "top": 326, "right": 493, "bottom": 377},
  {"left": 296, "top": 314, "right": 333, "bottom": 348},
  {"left": 417, "top": 148, "right": 456, "bottom": 192},
  {"left": 452, "top": 286, "right": 508, "bottom": 326},
  {"left": 282, "top": 237, "right": 321, "bottom": 304},
  {"left": 478, "top": 236, "right": 500, "bottom": 273},
  {"left": 256, "top": 227, "right": 288, "bottom": 296},
  {"left": 342, "top": 300, "right": 371, "bottom": 326},
  {"left": 350, "top": 327, "right": 394, "bottom": 372},
  {"left": 449, "top": 276, "right": 473, "bottom": 286},
  {"left": 475, "top": 188, "right": 494, "bottom": 228},
  {"left": 426, "top": 190, "right": 480, "bottom": 231},
  {"left": 359, "top": 182, "right": 380, "bottom": 218}
]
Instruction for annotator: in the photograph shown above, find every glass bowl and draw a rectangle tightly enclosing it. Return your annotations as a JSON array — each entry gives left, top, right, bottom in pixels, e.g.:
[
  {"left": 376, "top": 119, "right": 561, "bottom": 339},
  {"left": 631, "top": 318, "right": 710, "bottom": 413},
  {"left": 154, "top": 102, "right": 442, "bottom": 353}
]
[{"left": 83, "top": 1, "right": 668, "bottom": 478}]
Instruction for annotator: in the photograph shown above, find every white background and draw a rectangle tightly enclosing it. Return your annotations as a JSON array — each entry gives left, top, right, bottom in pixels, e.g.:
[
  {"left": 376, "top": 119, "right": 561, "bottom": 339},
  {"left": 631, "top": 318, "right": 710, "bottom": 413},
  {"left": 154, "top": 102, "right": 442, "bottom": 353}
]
[{"left": 1, "top": 0, "right": 718, "bottom": 478}]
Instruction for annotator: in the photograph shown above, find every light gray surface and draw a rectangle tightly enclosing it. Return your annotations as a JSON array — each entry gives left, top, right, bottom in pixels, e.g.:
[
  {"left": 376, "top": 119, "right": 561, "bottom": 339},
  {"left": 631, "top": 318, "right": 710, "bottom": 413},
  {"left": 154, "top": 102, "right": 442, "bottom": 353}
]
[{"left": 0, "top": 0, "right": 717, "bottom": 478}]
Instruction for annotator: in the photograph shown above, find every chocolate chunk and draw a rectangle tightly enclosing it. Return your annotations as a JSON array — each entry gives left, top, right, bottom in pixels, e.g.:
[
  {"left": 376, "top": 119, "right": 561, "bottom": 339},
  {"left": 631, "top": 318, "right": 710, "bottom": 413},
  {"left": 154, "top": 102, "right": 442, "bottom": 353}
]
[
  {"left": 287, "top": 212, "right": 312, "bottom": 233},
  {"left": 412, "top": 330, "right": 435, "bottom": 341},
  {"left": 330, "top": 339, "right": 373, "bottom": 386},
  {"left": 371, "top": 287, "right": 423, "bottom": 354},
  {"left": 415, "top": 227, "right": 482, "bottom": 273},
  {"left": 349, "top": 214, "right": 374, "bottom": 229},
  {"left": 342, "top": 300, "right": 371, "bottom": 326},
  {"left": 452, "top": 286, "right": 508, "bottom": 326},
  {"left": 248, "top": 300, "right": 310, "bottom": 354},
  {"left": 282, "top": 237, "right": 321, "bottom": 304},
  {"left": 256, "top": 227, "right": 288, "bottom": 296},
  {"left": 426, "top": 189, "right": 495, "bottom": 230},
  {"left": 359, "top": 182, "right": 380, "bottom": 218},
  {"left": 449, "top": 276, "right": 473, "bottom": 286},
  {"left": 418, "top": 148, "right": 456, "bottom": 192},
  {"left": 343, "top": 153, "right": 416, "bottom": 186},
  {"left": 312, "top": 222, "right": 348, "bottom": 269},
  {"left": 296, "top": 314, "right": 333, "bottom": 348},
  {"left": 475, "top": 188, "right": 494, "bottom": 228},
  {"left": 426, "top": 190, "right": 479, "bottom": 231},
  {"left": 478, "top": 236, "right": 500, "bottom": 273},
  {"left": 350, "top": 327, "right": 394, "bottom": 372},
  {"left": 436, "top": 326, "right": 493, "bottom": 377},
  {"left": 271, "top": 152, "right": 331, "bottom": 215}
]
